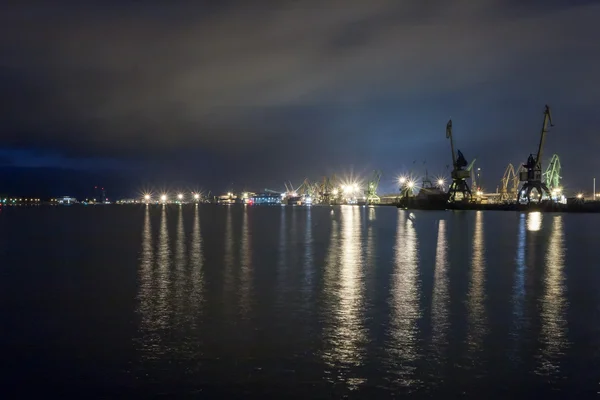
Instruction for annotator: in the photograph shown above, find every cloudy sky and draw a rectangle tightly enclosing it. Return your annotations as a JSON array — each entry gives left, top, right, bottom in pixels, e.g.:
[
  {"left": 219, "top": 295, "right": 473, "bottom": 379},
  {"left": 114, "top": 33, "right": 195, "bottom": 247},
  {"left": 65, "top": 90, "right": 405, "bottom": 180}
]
[{"left": 1, "top": 0, "right": 599, "bottom": 195}]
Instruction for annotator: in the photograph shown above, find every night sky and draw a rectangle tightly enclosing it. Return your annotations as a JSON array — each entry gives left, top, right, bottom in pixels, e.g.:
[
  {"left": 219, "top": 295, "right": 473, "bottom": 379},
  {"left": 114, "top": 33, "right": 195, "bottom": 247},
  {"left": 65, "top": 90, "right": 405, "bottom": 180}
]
[{"left": 1, "top": 0, "right": 600, "bottom": 197}]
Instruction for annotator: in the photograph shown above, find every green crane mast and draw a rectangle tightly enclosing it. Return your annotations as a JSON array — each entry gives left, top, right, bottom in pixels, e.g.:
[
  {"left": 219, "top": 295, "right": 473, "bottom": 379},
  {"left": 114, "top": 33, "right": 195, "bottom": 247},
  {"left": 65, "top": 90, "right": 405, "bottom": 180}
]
[
  {"left": 543, "top": 154, "right": 561, "bottom": 193},
  {"left": 365, "top": 170, "right": 382, "bottom": 204}
]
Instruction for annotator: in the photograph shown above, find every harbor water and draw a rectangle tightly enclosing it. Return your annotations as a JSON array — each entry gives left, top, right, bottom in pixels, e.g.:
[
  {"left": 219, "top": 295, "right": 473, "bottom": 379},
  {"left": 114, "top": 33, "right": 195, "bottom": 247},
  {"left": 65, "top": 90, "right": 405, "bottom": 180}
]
[{"left": 1, "top": 205, "right": 599, "bottom": 398}]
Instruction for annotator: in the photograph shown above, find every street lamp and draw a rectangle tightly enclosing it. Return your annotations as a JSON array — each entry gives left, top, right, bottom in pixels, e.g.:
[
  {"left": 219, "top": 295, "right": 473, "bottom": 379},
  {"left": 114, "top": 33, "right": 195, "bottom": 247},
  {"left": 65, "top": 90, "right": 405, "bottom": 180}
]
[
  {"left": 194, "top": 193, "right": 200, "bottom": 200},
  {"left": 160, "top": 194, "right": 167, "bottom": 203}
]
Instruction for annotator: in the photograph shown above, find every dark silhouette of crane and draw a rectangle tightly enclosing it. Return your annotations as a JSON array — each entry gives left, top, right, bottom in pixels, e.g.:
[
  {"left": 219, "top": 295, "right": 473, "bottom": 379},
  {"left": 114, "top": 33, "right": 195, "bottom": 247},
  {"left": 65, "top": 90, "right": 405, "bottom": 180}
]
[
  {"left": 518, "top": 105, "right": 554, "bottom": 203},
  {"left": 446, "top": 120, "right": 476, "bottom": 202}
]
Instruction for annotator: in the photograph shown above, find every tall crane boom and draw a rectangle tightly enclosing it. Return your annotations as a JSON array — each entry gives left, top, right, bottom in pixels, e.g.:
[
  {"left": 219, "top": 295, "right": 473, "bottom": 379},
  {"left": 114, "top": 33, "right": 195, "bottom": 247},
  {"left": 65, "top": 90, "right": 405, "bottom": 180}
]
[
  {"left": 446, "top": 119, "right": 473, "bottom": 202},
  {"left": 446, "top": 120, "right": 457, "bottom": 168},
  {"left": 535, "top": 105, "right": 554, "bottom": 169},
  {"left": 518, "top": 104, "right": 554, "bottom": 203}
]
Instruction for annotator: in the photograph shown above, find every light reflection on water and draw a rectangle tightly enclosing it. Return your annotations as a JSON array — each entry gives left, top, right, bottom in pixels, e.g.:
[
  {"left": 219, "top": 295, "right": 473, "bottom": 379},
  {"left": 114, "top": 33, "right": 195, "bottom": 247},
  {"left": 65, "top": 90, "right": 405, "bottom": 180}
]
[
  {"left": 137, "top": 206, "right": 155, "bottom": 356},
  {"left": 510, "top": 213, "right": 527, "bottom": 360},
  {"left": 467, "top": 211, "right": 486, "bottom": 356},
  {"left": 239, "top": 207, "right": 252, "bottom": 316},
  {"left": 127, "top": 206, "right": 585, "bottom": 395},
  {"left": 527, "top": 211, "right": 542, "bottom": 232},
  {"left": 156, "top": 206, "right": 171, "bottom": 332},
  {"left": 173, "top": 206, "right": 186, "bottom": 326},
  {"left": 388, "top": 210, "right": 421, "bottom": 389},
  {"left": 536, "top": 215, "right": 568, "bottom": 377},
  {"left": 431, "top": 219, "right": 449, "bottom": 356},
  {"left": 302, "top": 207, "right": 314, "bottom": 301},
  {"left": 189, "top": 205, "right": 204, "bottom": 327},
  {"left": 323, "top": 206, "right": 366, "bottom": 388}
]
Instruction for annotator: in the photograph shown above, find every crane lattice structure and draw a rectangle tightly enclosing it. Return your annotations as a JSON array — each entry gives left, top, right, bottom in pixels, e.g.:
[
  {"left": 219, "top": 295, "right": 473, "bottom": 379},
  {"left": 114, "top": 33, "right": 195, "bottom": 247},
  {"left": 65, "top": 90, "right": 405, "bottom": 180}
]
[
  {"left": 519, "top": 105, "right": 554, "bottom": 203},
  {"left": 284, "top": 181, "right": 298, "bottom": 197},
  {"left": 298, "top": 178, "right": 317, "bottom": 198},
  {"left": 499, "top": 163, "right": 519, "bottom": 202},
  {"left": 543, "top": 154, "right": 561, "bottom": 193},
  {"left": 365, "top": 170, "right": 382, "bottom": 204},
  {"left": 446, "top": 119, "right": 476, "bottom": 202}
]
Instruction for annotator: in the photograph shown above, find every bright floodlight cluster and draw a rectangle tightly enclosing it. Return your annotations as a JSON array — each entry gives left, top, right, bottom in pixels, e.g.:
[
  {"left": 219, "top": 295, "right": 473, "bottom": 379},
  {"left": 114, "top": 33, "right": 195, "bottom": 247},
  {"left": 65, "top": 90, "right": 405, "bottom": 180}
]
[
  {"left": 141, "top": 191, "right": 204, "bottom": 203},
  {"left": 341, "top": 183, "right": 359, "bottom": 194},
  {"left": 398, "top": 176, "right": 416, "bottom": 189}
]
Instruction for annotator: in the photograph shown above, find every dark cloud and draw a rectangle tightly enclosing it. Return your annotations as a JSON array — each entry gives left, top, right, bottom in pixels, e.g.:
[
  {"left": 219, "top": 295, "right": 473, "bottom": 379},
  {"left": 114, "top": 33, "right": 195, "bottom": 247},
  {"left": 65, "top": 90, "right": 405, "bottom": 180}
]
[{"left": 1, "top": 0, "right": 599, "bottom": 193}]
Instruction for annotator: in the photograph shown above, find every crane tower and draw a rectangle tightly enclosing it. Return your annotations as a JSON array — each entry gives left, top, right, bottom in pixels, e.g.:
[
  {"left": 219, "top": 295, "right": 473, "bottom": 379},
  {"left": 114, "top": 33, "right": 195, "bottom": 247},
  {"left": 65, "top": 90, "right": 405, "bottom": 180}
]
[
  {"left": 365, "top": 170, "right": 382, "bottom": 204},
  {"left": 446, "top": 120, "right": 476, "bottom": 202},
  {"left": 518, "top": 105, "right": 554, "bottom": 203},
  {"left": 499, "top": 163, "right": 519, "bottom": 202}
]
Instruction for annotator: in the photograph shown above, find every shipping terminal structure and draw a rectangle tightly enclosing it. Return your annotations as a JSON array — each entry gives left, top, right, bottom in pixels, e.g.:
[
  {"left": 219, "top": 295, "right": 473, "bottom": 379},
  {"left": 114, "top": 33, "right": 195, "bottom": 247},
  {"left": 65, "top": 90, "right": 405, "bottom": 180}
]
[
  {"left": 8, "top": 105, "right": 599, "bottom": 212},
  {"left": 397, "top": 104, "right": 598, "bottom": 212}
]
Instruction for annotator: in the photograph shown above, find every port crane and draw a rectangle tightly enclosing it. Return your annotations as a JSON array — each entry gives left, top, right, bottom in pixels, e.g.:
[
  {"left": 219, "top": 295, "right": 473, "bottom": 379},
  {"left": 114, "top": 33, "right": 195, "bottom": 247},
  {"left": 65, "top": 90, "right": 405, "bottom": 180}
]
[
  {"left": 519, "top": 105, "right": 554, "bottom": 203},
  {"left": 446, "top": 119, "right": 476, "bottom": 202},
  {"left": 499, "top": 163, "right": 519, "bottom": 202},
  {"left": 365, "top": 170, "right": 382, "bottom": 204},
  {"left": 543, "top": 154, "right": 561, "bottom": 194},
  {"left": 284, "top": 181, "right": 299, "bottom": 197},
  {"left": 316, "top": 176, "right": 333, "bottom": 204},
  {"left": 298, "top": 178, "right": 317, "bottom": 198}
]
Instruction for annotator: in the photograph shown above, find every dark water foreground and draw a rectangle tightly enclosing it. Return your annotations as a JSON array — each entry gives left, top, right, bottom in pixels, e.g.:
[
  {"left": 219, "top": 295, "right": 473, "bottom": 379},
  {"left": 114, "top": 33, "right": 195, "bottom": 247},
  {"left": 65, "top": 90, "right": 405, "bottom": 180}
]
[{"left": 1, "top": 205, "right": 599, "bottom": 398}]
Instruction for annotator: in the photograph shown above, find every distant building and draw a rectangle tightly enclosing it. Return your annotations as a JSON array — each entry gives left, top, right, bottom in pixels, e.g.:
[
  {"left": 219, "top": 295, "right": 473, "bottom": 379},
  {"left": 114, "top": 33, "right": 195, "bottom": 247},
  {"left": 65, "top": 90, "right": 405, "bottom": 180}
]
[
  {"left": 55, "top": 196, "right": 77, "bottom": 205},
  {"left": 217, "top": 193, "right": 238, "bottom": 204},
  {"left": 116, "top": 199, "right": 138, "bottom": 204},
  {"left": 250, "top": 192, "right": 282, "bottom": 205}
]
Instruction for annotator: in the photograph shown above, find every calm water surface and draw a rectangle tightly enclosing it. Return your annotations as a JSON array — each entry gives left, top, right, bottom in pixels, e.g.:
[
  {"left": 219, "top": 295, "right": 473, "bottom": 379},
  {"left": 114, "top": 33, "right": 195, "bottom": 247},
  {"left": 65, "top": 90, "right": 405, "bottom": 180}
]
[{"left": 1, "top": 205, "right": 599, "bottom": 398}]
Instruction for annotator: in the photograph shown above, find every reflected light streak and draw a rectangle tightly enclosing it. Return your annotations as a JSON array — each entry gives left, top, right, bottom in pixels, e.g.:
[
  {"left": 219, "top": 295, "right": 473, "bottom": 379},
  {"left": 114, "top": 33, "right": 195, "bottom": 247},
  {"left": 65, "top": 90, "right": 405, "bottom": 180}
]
[
  {"left": 323, "top": 207, "right": 366, "bottom": 389},
  {"left": 174, "top": 207, "right": 187, "bottom": 320},
  {"left": 368, "top": 206, "right": 376, "bottom": 221},
  {"left": 510, "top": 213, "right": 527, "bottom": 358},
  {"left": 189, "top": 205, "right": 204, "bottom": 326},
  {"left": 137, "top": 207, "right": 156, "bottom": 357},
  {"left": 536, "top": 216, "right": 568, "bottom": 377},
  {"left": 527, "top": 212, "right": 542, "bottom": 232},
  {"left": 239, "top": 208, "right": 252, "bottom": 316},
  {"left": 302, "top": 207, "right": 314, "bottom": 302},
  {"left": 156, "top": 206, "right": 172, "bottom": 331},
  {"left": 389, "top": 210, "right": 421, "bottom": 388},
  {"left": 467, "top": 211, "right": 486, "bottom": 353},
  {"left": 431, "top": 220, "right": 449, "bottom": 354}
]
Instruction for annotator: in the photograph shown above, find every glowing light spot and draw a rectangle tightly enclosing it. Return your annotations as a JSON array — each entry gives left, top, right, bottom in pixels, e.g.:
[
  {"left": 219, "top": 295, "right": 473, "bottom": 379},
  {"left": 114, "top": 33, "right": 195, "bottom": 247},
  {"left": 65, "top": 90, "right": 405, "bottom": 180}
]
[{"left": 527, "top": 212, "right": 542, "bottom": 232}]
